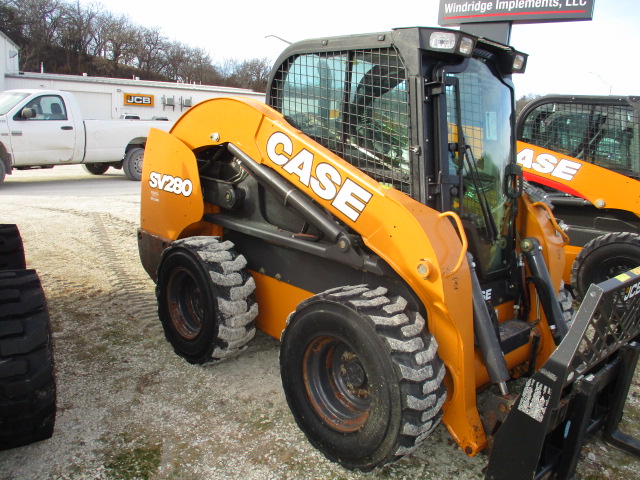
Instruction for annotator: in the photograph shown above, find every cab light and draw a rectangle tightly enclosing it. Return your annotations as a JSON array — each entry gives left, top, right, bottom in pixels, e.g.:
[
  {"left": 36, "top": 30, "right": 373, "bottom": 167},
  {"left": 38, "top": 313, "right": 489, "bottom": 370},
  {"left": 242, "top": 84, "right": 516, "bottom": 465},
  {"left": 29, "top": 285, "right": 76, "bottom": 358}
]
[
  {"left": 459, "top": 37, "right": 474, "bottom": 55},
  {"left": 430, "top": 32, "right": 457, "bottom": 50},
  {"left": 513, "top": 54, "right": 526, "bottom": 71}
]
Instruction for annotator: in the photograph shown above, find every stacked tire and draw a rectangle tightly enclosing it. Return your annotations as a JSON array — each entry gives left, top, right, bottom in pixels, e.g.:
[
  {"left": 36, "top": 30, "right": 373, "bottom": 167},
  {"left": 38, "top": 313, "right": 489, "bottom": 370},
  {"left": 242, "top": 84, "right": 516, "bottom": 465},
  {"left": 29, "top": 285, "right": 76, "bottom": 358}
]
[{"left": 0, "top": 224, "right": 56, "bottom": 449}]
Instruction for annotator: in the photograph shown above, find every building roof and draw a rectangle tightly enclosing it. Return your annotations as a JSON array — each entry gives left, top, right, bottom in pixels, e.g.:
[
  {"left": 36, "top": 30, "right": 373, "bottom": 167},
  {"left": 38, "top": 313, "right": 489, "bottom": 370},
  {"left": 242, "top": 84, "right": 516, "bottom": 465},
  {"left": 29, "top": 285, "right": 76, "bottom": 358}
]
[{"left": 5, "top": 71, "right": 258, "bottom": 95}]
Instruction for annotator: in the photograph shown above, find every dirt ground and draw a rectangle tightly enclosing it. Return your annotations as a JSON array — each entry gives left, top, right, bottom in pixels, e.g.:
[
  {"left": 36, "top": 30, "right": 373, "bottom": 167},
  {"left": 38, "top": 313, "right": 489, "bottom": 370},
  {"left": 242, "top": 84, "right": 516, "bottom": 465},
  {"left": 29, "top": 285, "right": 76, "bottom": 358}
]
[{"left": 0, "top": 166, "right": 639, "bottom": 480}]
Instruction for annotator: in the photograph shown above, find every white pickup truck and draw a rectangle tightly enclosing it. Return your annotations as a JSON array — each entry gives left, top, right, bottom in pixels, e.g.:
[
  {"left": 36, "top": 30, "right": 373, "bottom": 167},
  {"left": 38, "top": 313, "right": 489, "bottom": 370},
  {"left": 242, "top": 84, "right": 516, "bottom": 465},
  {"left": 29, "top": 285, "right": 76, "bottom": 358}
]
[{"left": 0, "top": 89, "right": 172, "bottom": 184}]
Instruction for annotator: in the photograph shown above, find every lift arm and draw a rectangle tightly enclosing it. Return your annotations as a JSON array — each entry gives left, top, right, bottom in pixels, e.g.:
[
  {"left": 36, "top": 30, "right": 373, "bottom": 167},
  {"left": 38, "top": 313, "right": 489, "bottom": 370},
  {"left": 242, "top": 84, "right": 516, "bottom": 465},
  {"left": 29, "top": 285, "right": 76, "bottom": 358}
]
[{"left": 517, "top": 141, "right": 640, "bottom": 217}]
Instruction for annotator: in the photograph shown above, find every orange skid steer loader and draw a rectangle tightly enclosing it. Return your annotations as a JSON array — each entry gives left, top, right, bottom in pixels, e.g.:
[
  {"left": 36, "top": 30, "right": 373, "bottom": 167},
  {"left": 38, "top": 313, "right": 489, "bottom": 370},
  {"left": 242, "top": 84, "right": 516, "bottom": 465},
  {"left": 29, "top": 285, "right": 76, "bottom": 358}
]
[
  {"left": 516, "top": 95, "right": 640, "bottom": 298},
  {"left": 137, "top": 28, "right": 640, "bottom": 479}
]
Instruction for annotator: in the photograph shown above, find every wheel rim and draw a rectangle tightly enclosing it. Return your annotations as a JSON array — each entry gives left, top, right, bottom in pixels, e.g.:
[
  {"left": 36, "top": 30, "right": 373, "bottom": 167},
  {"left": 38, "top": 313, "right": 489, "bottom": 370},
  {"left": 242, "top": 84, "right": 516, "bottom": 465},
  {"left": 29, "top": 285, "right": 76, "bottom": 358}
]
[
  {"left": 302, "top": 335, "right": 371, "bottom": 433},
  {"left": 590, "top": 256, "right": 638, "bottom": 284},
  {"left": 132, "top": 151, "right": 144, "bottom": 176},
  {"left": 167, "top": 267, "right": 204, "bottom": 340}
]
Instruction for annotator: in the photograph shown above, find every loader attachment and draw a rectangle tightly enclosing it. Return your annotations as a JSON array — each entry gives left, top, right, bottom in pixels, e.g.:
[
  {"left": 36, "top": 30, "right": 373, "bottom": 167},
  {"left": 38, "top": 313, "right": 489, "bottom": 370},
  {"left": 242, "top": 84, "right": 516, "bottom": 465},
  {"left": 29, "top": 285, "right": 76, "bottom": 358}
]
[{"left": 486, "top": 266, "right": 640, "bottom": 480}]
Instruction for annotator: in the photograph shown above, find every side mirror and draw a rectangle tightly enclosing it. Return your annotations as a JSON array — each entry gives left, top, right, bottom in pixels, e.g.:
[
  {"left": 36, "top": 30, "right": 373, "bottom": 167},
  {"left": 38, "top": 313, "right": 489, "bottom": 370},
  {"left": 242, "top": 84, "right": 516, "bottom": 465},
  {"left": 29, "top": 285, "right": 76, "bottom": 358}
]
[{"left": 20, "top": 107, "right": 36, "bottom": 119}]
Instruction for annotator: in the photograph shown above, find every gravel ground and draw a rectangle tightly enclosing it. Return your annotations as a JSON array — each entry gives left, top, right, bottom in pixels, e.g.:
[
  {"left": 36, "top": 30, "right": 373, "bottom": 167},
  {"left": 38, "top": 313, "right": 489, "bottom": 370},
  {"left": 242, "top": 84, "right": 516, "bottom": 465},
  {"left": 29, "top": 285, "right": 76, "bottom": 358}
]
[{"left": 0, "top": 166, "right": 639, "bottom": 480}]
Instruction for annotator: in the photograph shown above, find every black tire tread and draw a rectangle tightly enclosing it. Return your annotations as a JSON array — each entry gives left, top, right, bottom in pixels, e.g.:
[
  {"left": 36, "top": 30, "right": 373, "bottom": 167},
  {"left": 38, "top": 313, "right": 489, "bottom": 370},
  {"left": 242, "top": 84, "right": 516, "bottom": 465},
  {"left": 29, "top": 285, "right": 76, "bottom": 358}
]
[
  {"left": 570, "top": 231, "right": 640, "bottom": 299},
  {"left": 558, "top": 287, "right": 574, "bottom": 326},
  {"left": 291, "top": 284, "right": 446, "bottom": 464},
  {"left": 0, "top": 269, "right": 56, "bottom": 450},
  {"left": 0, "top": 224, "right": 26, "bottom": 271},
  {"left": 82, "top": 163, "right": 109, "bottom": 175},
  {"left": 162, "top": 237, "right": 257, "bottom": 362}
]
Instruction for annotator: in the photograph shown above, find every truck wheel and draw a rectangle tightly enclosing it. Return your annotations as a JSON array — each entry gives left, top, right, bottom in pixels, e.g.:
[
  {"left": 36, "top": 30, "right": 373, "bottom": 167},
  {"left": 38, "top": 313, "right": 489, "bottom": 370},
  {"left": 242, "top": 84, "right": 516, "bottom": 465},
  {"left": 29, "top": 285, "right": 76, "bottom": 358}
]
[
  {"left": 571, "top": 232, "right": 640, "bottom": 300},
  {"left": 123, "top": 147, "right": 145, "bottom": 181},
  {"left": 82, "top": 163, "right": 109, "bottom": 175},
  {"left": 0, "top": 224, "right": 26, "bottom": 270},
  {"left": 0, "top": 269, "right": 56, "bottom": 450},
  {"left": 0, "top": 160, "right": 5, "bottom": 184},
  {"left": 156, "top": 237, "right": 257, "bottom": 364},
  {"left": 280, "top": 285, "right": 446, "bottom": 471}
]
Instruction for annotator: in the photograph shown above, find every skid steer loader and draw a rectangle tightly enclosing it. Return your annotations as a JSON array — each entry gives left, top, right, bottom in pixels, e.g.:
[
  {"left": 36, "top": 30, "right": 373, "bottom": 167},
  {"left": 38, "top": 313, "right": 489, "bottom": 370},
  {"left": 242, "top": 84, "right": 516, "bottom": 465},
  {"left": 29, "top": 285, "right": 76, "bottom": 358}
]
[
  {"left": 137, "top": 27, "right": 640, "bottom": 479},
  {"left": 516, "top": 95, "right": 640, "bottom": 298}
]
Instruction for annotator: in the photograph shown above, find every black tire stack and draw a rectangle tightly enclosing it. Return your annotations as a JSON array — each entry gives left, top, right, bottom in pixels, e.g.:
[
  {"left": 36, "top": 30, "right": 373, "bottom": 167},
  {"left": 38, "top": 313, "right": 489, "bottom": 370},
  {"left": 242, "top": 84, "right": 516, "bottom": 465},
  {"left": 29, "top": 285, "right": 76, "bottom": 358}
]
[{"left": 0, "top": 224, "right": 56, "bottom": 450}]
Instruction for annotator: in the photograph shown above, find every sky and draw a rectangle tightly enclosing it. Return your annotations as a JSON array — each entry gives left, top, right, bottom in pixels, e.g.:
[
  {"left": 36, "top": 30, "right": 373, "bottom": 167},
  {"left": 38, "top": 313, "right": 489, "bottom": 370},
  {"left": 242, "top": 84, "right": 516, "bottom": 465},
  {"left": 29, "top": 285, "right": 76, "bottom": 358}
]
[{"left": 78, "top": 0, "right": 640, "bottom": 98}]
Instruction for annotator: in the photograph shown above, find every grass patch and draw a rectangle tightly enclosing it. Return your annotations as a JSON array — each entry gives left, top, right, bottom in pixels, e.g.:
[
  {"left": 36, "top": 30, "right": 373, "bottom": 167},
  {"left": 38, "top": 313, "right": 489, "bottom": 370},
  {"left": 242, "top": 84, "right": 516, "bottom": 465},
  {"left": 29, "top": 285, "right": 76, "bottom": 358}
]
[{"left": 102, "top": 432, "right": 162, "bottom": 480}]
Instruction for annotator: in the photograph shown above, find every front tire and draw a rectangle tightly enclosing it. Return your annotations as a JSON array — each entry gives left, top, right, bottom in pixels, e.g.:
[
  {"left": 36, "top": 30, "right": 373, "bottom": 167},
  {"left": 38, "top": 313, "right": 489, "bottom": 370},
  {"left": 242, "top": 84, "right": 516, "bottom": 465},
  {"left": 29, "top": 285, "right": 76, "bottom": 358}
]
[
  {"left": 82, "top": 163, "right": 109, "bottom": 175},
  {"left": 123, "top": 147, "right": 145, "bottom": 181},
  {"left": 280, "top": 285, "right": 446, "bottom": 471},
  {"left": 156, "top": 237, "right": 257, "bottom": 364},
  {"left": 571, "top": 232, "right": 640, "bottom": 300}
]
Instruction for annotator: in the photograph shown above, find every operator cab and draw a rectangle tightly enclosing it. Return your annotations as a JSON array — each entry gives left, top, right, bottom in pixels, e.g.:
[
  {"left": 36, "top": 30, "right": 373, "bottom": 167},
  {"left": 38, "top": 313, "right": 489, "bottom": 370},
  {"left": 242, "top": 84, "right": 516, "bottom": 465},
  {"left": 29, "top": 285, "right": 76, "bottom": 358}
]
[{"left": 267, "top": 27, "right": 527, "bottom": 288}]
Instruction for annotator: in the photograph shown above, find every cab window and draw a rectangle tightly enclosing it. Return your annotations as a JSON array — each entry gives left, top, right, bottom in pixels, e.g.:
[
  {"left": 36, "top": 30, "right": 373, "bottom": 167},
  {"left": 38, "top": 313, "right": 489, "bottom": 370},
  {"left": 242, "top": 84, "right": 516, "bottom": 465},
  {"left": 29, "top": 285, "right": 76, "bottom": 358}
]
[
  {"left": 15, "top": 95, "right": 68, "bottom": 121},
  {"left": 520, "top": 101, "right": 639, "bottom": 178},
  {"left": 270, "top": 48, "right": 412, "bottom": 194}
]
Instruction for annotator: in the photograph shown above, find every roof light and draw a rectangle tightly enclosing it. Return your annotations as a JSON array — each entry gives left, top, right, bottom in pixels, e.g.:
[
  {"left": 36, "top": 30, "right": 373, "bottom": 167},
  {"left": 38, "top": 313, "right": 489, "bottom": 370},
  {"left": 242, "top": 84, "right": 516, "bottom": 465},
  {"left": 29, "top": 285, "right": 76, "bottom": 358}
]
[
  {"left": 512, "top": 54, "right": 526, "bottom": 72},
  {"left": 459, "top": 37, "right": 474, "bottom": 55},
  {"left": 430, "top": 32, "right": 457, "bottom": 50}
]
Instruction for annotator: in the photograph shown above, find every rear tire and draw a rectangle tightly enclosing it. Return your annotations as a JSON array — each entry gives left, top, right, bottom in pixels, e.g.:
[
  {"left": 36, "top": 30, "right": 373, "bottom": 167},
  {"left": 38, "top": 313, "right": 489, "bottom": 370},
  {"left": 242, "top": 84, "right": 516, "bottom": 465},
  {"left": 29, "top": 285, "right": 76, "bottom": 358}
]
[
  {"left": 571, "top": 232, "right": 640, "bottom": 300},
  {"left": 82, "top": 163, "right": 109, "bottom": 175},
  {"left": 156, "top": 237, "right": 257, "bottom": 364},
  {"left": 280, "top": 285, "right": 446, "bottom": 471},
  {"left": 0, "top": 160, "right": 6, "bottom": 184},
  {"left": 0, "top": 269, "right": 56, "bottom": 450},
  {"left": 123, "top": 147, "right": 145, "bottom": 181}
]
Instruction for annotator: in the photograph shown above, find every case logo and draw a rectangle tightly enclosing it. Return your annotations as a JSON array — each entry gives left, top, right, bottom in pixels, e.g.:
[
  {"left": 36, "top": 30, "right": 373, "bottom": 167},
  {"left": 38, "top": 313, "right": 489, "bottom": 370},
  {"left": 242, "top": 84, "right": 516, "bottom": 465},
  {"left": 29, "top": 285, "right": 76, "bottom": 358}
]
[
  {"left": 266, "top": 131, "right": 373, "bottom": 222},
  {"left": 517, "top": 147, "right": 582, "bottom": 181}
]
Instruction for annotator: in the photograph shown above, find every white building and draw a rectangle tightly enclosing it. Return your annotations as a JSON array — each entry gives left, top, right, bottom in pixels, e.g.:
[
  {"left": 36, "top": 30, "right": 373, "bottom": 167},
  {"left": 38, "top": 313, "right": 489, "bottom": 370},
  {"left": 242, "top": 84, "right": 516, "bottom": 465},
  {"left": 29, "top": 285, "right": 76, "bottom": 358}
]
[
  {"left": 1, "top": 30, "right": 265, "bottom": 121},
  {"left": 0, "top": 31, "right": 20, "bottom": 92}
]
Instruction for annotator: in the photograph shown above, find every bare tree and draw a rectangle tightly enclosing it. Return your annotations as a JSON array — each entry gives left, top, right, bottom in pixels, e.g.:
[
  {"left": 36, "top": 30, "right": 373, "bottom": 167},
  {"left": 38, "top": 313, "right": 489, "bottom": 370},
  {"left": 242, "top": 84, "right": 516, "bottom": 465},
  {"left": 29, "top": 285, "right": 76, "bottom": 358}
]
[
  {"left": 516, "top": 94, "right": 541, "bottom": 116},
  {"left": 58, "top": 0, "right": 100, "bottom": 71},
  {"left": 0, "top": 0, "right": 24, "bottom": 44},
  {"left": 162, "top": 41, "right": 189, "bottom": 82},
  {"left": 132, "top": 26, "right": 167, "bottom": 78},
  {"left": 183, "top": 47, "right": 221, "bottom": 85},
  {"left": 221, "top": 58, "right": 271, "bottom": 92},
  {"left": 12, "top": 0, "right": 65, "bottom": 71},
  {"left": 1, "top": 0, "right": 270, "bottom": 89},
  {"left": 99, "top": 12, "right": 138, "bottom": 75}
]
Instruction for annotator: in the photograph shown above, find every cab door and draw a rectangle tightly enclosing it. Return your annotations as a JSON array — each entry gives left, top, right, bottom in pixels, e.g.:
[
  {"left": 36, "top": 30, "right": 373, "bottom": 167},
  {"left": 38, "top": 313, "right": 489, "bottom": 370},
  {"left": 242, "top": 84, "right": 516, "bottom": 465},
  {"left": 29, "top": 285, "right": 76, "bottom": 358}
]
[{"left": 8, "top": 94, "right": 78, "bottom": 165}]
